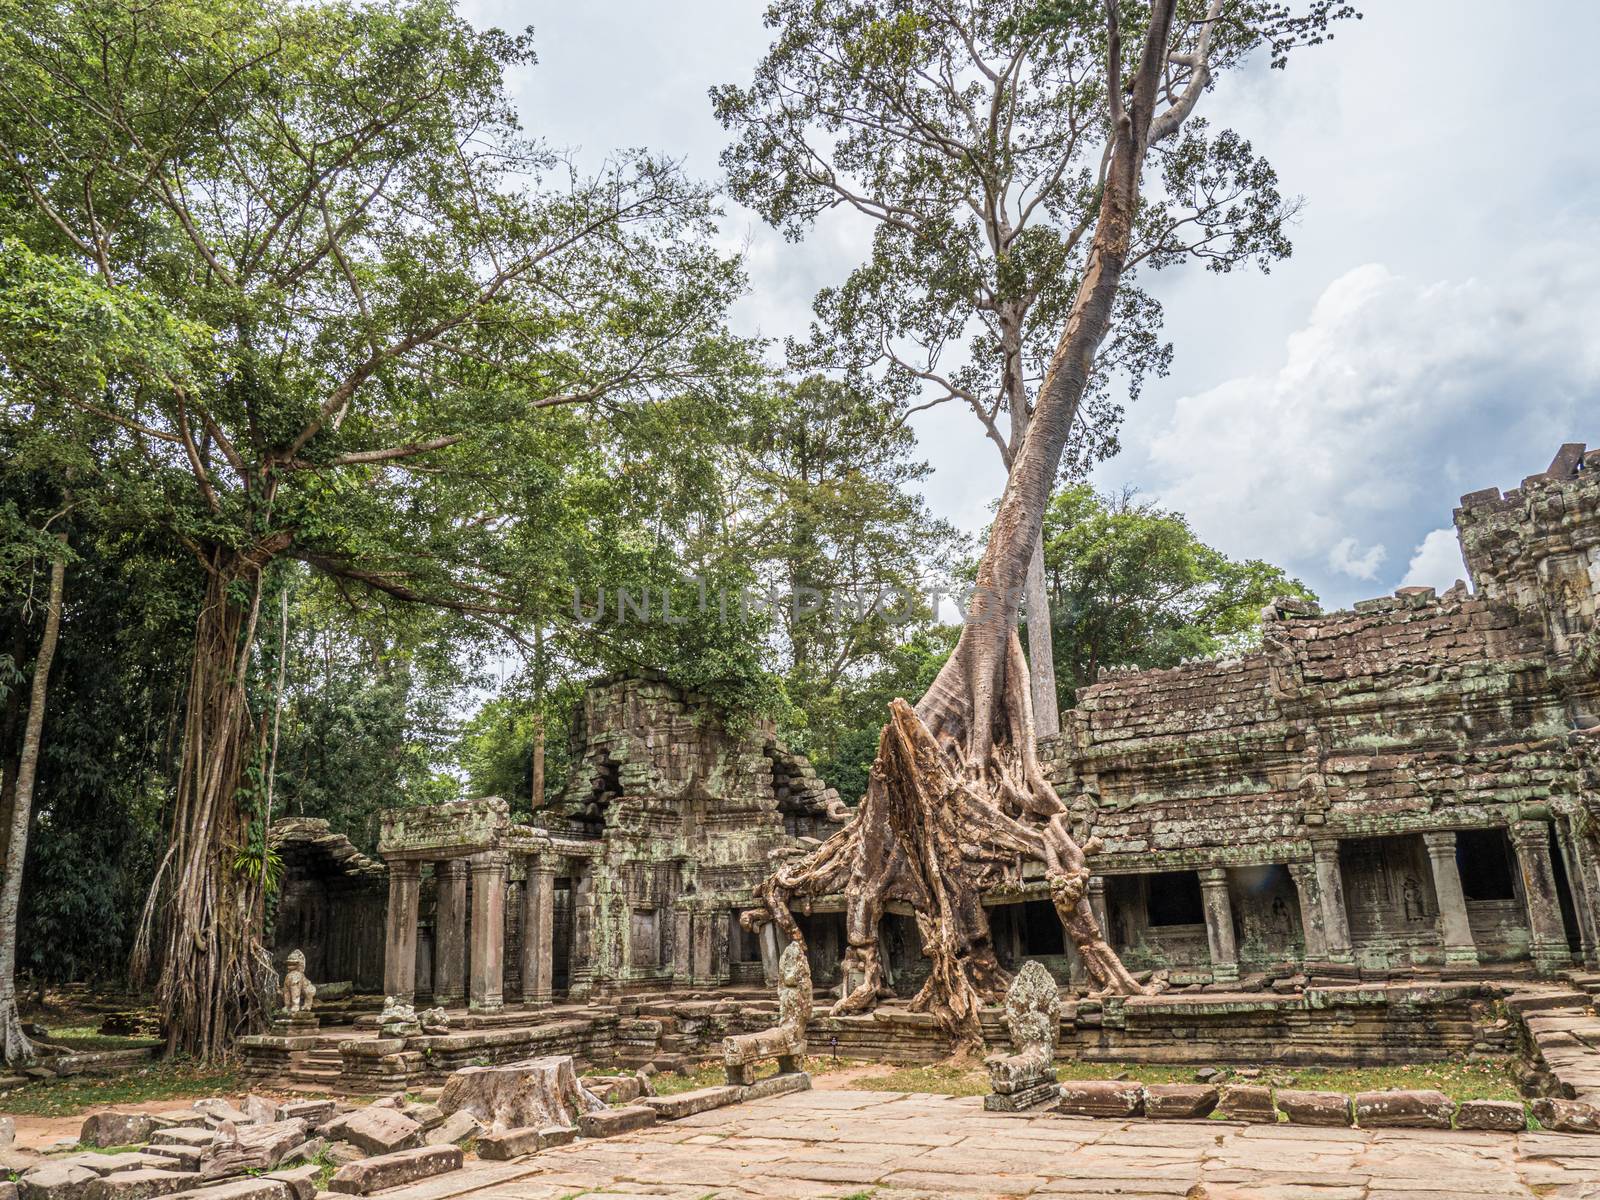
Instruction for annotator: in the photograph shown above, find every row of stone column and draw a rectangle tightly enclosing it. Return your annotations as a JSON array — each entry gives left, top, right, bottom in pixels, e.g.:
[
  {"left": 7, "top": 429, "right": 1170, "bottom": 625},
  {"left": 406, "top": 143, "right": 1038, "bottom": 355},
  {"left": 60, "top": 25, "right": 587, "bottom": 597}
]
[
  {"left": 383, "top": 853, "right": 560, "bottom": 1011},
  {"left": 1102, "top": 821, "right": 1574, "bottom": 984}
]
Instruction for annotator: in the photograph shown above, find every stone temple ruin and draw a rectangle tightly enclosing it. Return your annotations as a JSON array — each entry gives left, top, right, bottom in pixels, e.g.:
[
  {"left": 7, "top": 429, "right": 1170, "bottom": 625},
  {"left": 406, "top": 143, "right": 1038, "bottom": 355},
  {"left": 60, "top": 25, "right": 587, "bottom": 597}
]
[{"left": 249, "top": 442, "right": 1600, "bottom": 1091}]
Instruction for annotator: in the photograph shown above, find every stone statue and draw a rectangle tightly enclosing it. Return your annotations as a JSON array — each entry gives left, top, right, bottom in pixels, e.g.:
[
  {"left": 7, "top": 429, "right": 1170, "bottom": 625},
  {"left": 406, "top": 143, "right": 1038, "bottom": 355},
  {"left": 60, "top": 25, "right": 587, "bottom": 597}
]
[
  {"left": 418, "top": 1007, "right": 451, "bottom": 1035},
  {"left": 722, "top": 939, "right": 813, "bottom": 1086},
  {"left": 280, "top": 949, "right": 316, "bottom": 1014},
  {"left": 1402, "top": 874, "right": 1424, "bottom": 922},
  {"left": 983, "top": 961, "right": 1060, "bottom": 1111}
]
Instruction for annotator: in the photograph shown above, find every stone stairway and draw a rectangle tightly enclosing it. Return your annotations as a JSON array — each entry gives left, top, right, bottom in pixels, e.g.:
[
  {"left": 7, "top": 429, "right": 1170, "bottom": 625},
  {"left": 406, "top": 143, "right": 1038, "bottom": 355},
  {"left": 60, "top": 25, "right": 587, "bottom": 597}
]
[
  {"left": 278, "top": 1045, "right": 343, "bottom": 1092},
  {"left": 1512, "top": 983, "right": 1600, "bottom": 1104}
]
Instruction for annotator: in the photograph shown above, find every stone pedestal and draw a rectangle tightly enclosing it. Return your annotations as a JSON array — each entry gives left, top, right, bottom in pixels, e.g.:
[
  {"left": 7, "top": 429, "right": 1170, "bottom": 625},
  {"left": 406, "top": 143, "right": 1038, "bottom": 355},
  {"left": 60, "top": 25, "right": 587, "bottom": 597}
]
[
  {"left": 1311, "top": 838, "right": 1353, "bottom": 965},
  {"left": 469, "top": 852, "right": 508, "bottom": 1012},
  {"left": 270, "top": 1013, "right": 320, "bottom": 1037},
  {"left": 434, "top": 860, "right": 468, "bottom": 1006},
  {"left": 384, "top": 861, "right": 422, "bottom": 1003},
  {"left": 1288, "top": 860, "right": 1328, "bottom": 962},
  {"left": 520, "top": 858, "right": 556, "bottom": 1007},
  {"left": 1198, "top": 868, "right": 1240, "bottom": 985},
  {"left": 1510, "top": 820, "right": 1574, "bottom": 973},
  {"left": 1422, "top": 831, "right": 1478, "bottom": 967}
]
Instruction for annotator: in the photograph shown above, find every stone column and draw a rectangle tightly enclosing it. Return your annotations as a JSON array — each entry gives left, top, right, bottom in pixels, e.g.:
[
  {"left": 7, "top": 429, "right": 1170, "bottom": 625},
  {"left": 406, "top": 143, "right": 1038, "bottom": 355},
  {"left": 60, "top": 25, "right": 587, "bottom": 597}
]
[
  {"left": 468, "top": 851, "right": 508, "bottom": 1012},
  {"left": 519, "top": 857, "right": 556, "bottom": 1007},
  {"left": 1087, "top": 877, "right": 1111, "bottom": 945},
  {"left": 1554, "top": 818, "right": 1599, "bottom": 970},
  {"left": 758, "top": 920, "right": 781, "bottom": 985},
  {"left": 1287, "top": 861, "right": 1327, "bottom": 963},
  {"left": 1510, "top": 820, "right": 1574, "bottom": 973},
  {"left": 383, "top": 860, "right": 422, "bottom": 1003},
  {"left": 1198, "top": 868, "right": 1240, "bottom": 985},
  {"left": 1311, "top": 838, "right": 1353, "bottom": 965},
  {"left": 1421, "top": 831, "right": 1479, "bottom": 968},
  {"left": 433, "top": 860, "right": 468, "bottom": 1006}
]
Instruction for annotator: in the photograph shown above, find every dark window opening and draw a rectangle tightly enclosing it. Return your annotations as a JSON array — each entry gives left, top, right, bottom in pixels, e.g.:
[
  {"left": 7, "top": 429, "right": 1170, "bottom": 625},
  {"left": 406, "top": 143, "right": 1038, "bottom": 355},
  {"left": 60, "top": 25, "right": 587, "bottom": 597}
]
[
  {"left": 1019, "top": 900, "right": 1065, "bottom": 955},
  {"left": 1146, "top": 871, "right": 1205, "bottom": 927},
  {"left": 1457, "top": 829, "right": 1516, "bottom": 901}
]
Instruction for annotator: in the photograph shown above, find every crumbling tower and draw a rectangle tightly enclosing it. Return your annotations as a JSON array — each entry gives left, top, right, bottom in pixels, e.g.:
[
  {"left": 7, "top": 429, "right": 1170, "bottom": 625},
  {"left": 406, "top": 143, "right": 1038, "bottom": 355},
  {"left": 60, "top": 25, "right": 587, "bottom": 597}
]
[{"left": 1456, "top": 443, "right": 1600, "bottom": 693}]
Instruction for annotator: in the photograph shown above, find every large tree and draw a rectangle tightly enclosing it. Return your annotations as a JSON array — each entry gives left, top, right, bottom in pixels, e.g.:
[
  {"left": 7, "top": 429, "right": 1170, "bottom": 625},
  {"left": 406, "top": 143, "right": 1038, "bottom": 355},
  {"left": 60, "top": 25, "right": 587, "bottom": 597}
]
[
  {"left": 0, "top": 0, "right": 745, "bottom": 1057},
  {"left": 715, "top": 0, "right": 1304, "bottom": 735},
  {"left": 736, "top": 0, "right": 1354, "bottom": 1050}
]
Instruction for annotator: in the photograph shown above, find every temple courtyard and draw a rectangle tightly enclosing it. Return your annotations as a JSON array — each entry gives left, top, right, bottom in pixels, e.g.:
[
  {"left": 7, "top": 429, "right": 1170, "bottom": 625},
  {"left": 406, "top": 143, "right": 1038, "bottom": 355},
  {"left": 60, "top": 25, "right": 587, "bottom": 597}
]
[{"left": 371, "top": 1087, "right": 1600, "bottom": 1200}]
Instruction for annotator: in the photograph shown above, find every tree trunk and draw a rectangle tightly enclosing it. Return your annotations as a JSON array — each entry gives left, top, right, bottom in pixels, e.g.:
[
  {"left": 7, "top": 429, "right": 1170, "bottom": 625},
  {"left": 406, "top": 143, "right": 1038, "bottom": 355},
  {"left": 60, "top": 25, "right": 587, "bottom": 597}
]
[
  {"left": 131, "top": 552, "right": 272, "bottom": 1060},
  {"left": 0, "top": 538, "right": 66, "bottom": 1067},
  {"left": 1024, "top": 532, "right": 1060, "bottom": 738},
  {"left": 752, "top": 0, "right": 1178, "bottom": 1052}
]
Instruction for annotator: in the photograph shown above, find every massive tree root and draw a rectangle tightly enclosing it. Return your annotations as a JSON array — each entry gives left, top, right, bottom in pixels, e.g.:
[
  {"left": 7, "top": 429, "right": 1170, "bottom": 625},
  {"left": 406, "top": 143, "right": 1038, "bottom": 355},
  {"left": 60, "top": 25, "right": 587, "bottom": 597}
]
[{"left": 755, "top": 626, "right": 1146, "bottom": 1054}]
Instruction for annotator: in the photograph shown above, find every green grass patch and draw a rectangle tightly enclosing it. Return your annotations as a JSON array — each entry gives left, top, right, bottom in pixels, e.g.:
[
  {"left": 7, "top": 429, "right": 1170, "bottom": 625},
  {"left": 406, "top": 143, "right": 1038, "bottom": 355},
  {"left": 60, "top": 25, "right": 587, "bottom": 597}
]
[
  {"left": 841, "top": 1057, "right": 1523, "bottom": 1105},
  {"left": 37, "top": 1025, "right": 162, "bottom": 1053},
  {"left": 0, "top": 1061, "right": 241, "bottom": 1117}
]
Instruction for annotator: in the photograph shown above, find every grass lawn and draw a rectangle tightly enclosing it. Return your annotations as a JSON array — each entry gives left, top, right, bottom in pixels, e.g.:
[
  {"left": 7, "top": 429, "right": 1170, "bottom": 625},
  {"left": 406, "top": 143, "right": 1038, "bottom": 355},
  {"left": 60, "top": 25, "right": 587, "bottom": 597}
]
[
  {"left": 0, "top": 1062, "right": 241, "bottom": 1118},
  {"left": 844, "top": 1057, "right": 1523, "bottom": 1104}
]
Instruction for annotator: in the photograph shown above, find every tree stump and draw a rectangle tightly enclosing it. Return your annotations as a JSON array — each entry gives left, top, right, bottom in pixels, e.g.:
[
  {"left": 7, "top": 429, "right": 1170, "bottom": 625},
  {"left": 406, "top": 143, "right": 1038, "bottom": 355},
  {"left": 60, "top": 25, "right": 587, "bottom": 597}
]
[{"left": 437, "top": 1056, "right": 604, "bottom": 1133}]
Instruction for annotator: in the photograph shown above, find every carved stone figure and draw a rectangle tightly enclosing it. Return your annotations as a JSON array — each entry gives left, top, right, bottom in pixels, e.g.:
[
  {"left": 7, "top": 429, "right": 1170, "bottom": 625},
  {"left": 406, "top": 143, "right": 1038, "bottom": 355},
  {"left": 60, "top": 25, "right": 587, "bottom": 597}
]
[
  {"left": 418, "top": 1007, "right": 451, "bottom": 1035},
  {"left": 722, "top": 939, "right": 813, "bottom": 1086},
  {"left": 983, "top": 961, "right": 1060, "bottom": 1111},
  {"left": 377, "top": 995, "right": 421, "bottom": 1038},
  {"left": 1402, "top": 875, "right": 1424, "bottom": 922},
  {"left": 279, "top": 949, "right": 316, "bottom": 1015}
]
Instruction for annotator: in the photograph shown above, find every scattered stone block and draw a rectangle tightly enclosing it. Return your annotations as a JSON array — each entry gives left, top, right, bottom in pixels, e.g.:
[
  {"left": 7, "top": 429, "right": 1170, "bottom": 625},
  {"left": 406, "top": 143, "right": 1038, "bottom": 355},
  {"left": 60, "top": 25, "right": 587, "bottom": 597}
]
[
  {"left": 324, "top": 1145, "right": 362, "bottom": 1168},
  {"left": 274, "top": 1103, "right": 333, "bottom": 1128},
  {"left": 982, "top": 1080, "right": 1058, "bottom": 1112},
  {"left": 1456, "top": 1100, "right": 1526, "bottom": 1131},
  {"left": 198, "top": 1120, "right": 310, "bottom": 1180},
  {"left": 150, "top": 1130, "right": 215, "bottom": 1150},
  {"left": 0, "top": 1116, "right": 12, "bottom": 1149},
  {"left": 165, "top": 1180, "right": 292, "bottom": 1200},
  {"left": 399, "top": 1104, "right": 442, "bottom": 1132},
  {"left": 321, "top": 1109, "right": 420, "bottom": 1156},
  {"left": 261, "top": 1167, "right": 318, "bottom": 1200},
  {"left": 1055, "top": 1080, "right": 1144, "bottom": 1118},
  {"left": 191, "top": 1102, "right": 248, "bottom": 1128},
  {"left": 422, "top": 1112, "right": 481, "bottom": 1147},
  {"left": 327, "top": 1146, "right": 462, "bottom": 1195},
  {"left": 1354, "top": 1089, "right": 1454, "bottom": 1129},
  {"left": 577, "top": 1107, "right": 655, "bottom": 1138},
  {"left": 2, "top": 1180, "right": 17, "bottom": 1200},
  {"left": 141, "top": 1149, "right": 201, "bottom": 1170},
  {"left": 241, "top": 1098, "right": 277, "bottom": 1127},
  {"left": 1143, "top": 1084, "right": 1218, "bottom": 1119},
  {"left": 1216, "top": 1085, "right": 1276, "bottom": 1123},
  {"left": 643, "top": 1086, "right": 742, "bottom": 1120},
  {"left": 84, "top": 1169, "right": 195, "bottom": 1200},
  {"left": 739, "top": 1072, "right": 810, "bottom": 1102},
  {"left": 148, "top": 1115, "right": 204, "bottom": 1132},
  {"left": 1531, "top": 1097, "right": 1600, "bottom": 1134},
  {"left": 1276, "top": 1089, "right": 1352, "bottom": 1126},
  {"left": 474, "top": 1126, "right": 574, "bottom": 1161},
  {"left": 78, "top": 1115, "right": 158, "bottom": 1150},
  {"left": 18, "top": 1164, "right": 99, "bottom": 1200}
]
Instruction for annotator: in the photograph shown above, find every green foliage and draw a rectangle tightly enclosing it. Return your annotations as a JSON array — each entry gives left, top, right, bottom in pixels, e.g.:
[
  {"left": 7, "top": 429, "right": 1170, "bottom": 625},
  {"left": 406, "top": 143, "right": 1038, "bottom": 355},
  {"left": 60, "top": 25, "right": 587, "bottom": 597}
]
[{"left": 1040, "top": 484, "right": 1317, "bottom": 703}]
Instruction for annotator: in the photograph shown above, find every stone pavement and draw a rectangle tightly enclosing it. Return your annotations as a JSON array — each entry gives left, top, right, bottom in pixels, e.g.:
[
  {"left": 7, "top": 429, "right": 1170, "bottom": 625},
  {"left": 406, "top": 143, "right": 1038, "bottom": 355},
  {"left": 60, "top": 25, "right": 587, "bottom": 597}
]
[{"left": 375, "top": 1089, "right": 1600, "bottom": 1200}]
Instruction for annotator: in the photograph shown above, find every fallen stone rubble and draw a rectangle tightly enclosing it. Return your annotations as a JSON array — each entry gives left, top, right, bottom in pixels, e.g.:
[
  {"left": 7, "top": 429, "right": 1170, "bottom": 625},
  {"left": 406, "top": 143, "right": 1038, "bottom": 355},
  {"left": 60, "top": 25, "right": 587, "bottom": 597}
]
[
  {"left": 7, "top": 1054, "right": 816, "bottom": 1200},
  {"left": 1042, "top": 1076, "right": 1600, "bottom": 1133}
]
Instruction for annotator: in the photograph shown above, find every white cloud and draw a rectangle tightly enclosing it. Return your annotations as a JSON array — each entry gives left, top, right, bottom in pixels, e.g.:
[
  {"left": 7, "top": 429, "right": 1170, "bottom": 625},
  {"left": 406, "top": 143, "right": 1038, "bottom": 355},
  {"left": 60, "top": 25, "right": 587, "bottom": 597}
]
[
  {"left": 1130, "top": 247, "right": 1600, "bottom": 609},
  {"left": 1328, "top": 538, "right": 1386, "bottom": 581},
  {"left": 1400, "top": 529, "right": 1469, "bottom": 593}
]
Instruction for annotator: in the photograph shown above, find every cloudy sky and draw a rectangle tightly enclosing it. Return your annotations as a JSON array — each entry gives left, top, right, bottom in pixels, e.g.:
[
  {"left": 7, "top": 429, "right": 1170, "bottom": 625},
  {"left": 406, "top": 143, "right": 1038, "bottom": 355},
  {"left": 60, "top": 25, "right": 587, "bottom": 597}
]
[{"left": 463, "top": 0, "right": 1600, "bottom": 612}]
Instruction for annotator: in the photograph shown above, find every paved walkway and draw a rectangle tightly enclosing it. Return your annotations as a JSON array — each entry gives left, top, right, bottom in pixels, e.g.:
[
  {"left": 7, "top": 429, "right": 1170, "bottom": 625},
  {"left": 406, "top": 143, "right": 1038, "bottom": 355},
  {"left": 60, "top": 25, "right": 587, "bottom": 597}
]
[{"left": 380, "top": 1089, "right": 1600, "bottom": 1200}]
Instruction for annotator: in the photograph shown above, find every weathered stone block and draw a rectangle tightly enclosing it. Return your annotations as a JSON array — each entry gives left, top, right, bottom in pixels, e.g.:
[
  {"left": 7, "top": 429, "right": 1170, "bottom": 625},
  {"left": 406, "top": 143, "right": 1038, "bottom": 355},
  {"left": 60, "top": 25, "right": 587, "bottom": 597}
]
[
  {"left": 149, "top": 1130, "right": 214, "bottom": 1149},
  {"left": 1456, "top": 1100, "right": 1526, "bottom": 1131},
  {"left": 261, "top": 1166, "right": 317, "bottom": 1200},
  {"left": 84, "top": 1169, "right": 195, "bottom": 1200},
  {"left": 1216, "top": 1085, "right": 1276, "bottom": 1123},
  {"left": 19, "top": 1166, "right": 98, "bottom": 1200},
  {"left": 1276, "top": 1089, "right": 1351, "bottom": 1126},
  {"left": 171, "top": 1177, "right": 293, "bottom": 1200},
  {"left": 983, "top": 1081, "right": 1059, "bottom": 1112},
  {"left": 474, "top": 1126, "right": 573, "bottom": 1160},
  {"left": 0, "top": 1115, "right": 12, "bottom": 1148},
  {"left": 274, "top": 1103, "right": 334, "bottom": 1127},
  {"left": 1354, "top": 1089, "right": 1454, "bottom": 1129},
  {"left": 1531, "top": 1097, "right": 1600, "bottom": 1134},
  {"left": 642, "top": 1086, "right": 742, "bottom": 1120},
  {"left": 1143, "top": 1084, "right": 1218, "bottom": 1119},
  {"left": 321, "top": 1109, "right": 420, "bottom": 1156},
  {"left": 739, "top": 1072, "right": 811, "bottom": 1101},
  {"left": 141, "top": 1148, "right": 201, "bottom": 1170},
  {"left": 577, "top": 1107, "right": 656, "bottom": 1138},
  {"left": 422, "top": 1112, "right": 481, "bottom": 1147},
  {"left": 79, "top": 1114, "right": 158, "bottom": 1149},
  {"left": 438, "top": 1057, "right": 603, "bottom": 1134},
  {"left": 327, "top": 1146, "right": 462, "bottom": 1195},
  {"left": 1055, "top": 1080, "right": 1143, "bottom": 1118}
]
